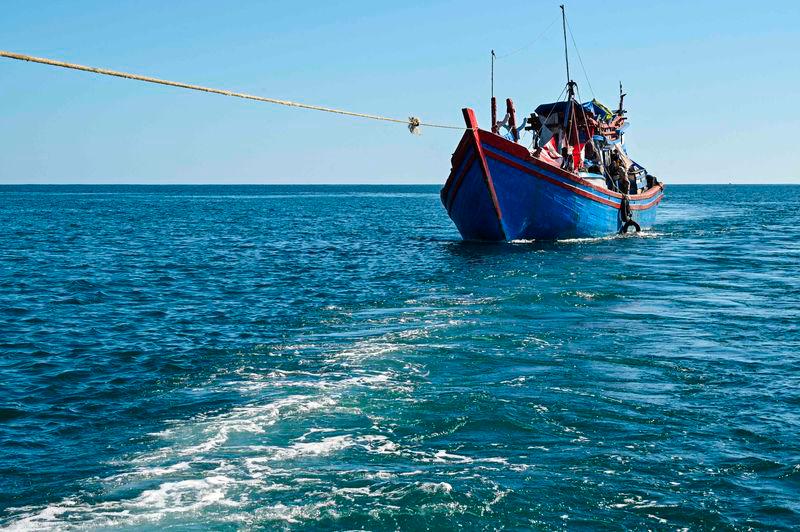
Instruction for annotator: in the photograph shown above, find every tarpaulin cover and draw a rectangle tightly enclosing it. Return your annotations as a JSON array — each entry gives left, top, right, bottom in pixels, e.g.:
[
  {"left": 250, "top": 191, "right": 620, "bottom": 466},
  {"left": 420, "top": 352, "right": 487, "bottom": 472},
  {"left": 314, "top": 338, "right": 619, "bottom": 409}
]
[
  {"left": 537, "top": 100, "right": 615, "bottom": 122},
  {"left": 582, "top": 99, "right": 614, "bottom": 121},
  {"left": 534, "top": 101, "right": 572, "bottom": 118}
]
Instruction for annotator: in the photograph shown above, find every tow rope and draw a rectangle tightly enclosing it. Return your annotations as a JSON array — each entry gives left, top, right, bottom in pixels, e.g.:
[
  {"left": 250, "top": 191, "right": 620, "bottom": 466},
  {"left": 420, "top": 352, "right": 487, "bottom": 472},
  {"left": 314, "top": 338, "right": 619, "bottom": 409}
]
[{"left": 0, "top": 50, "right": 464, "bottom": 134}]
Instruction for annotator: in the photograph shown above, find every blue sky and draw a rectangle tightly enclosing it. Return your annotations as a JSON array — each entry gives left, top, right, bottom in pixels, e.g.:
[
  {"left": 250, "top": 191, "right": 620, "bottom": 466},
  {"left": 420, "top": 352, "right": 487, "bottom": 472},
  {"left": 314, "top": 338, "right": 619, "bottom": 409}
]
[{"left": 1, "top": 1, "right": 798, "bottom": 184}]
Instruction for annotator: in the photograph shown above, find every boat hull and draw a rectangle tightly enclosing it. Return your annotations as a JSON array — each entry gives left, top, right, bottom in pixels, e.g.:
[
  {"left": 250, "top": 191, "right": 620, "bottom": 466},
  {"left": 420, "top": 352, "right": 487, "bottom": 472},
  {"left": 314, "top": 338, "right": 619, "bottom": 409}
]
[{"left": 440, "top": 109, "right": 664, "bottom": 241}]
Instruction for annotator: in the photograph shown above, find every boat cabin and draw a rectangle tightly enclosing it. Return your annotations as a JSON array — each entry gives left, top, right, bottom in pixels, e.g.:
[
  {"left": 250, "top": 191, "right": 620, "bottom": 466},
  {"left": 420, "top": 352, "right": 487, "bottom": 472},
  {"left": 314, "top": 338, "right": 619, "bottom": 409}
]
[{"left": 509, "top": 94, "right": 659, "bottom": 195}]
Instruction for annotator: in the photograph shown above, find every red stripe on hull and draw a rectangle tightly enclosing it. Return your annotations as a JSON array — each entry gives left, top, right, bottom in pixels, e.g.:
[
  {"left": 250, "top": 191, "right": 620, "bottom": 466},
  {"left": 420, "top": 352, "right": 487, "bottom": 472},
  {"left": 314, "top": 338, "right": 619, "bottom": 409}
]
[
  {"left": 630, "top": 192, "right": 664, "bottom": 211},
  {"left": 463, "top": 109, "right": 506, "bottom": 239},
  {"left": 478, "top": 129, "right": 664, "bottom": 203},
  {"left": 445, "top": 152, "right": 477, "bottom": 212},
  {"left": 484, "top": 148, "right": 664, "bottom": 211},
  {"left": 441, "top": 131, "right": 473, "bottom": 201}
]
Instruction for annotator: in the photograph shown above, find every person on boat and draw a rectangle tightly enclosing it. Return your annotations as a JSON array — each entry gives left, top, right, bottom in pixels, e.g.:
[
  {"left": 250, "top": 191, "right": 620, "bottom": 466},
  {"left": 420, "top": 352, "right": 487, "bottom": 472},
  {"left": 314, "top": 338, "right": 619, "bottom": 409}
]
[
  {"left": 583, "top": 140, "right": 598, "bottom": 163},
  {"left": 604, "top": 174, "right": 616, "bottom": 191},
  {"left": 606, "top": 152, "right": 624, "bottom": 192},
  {"left": 627, "top": 168, "right": 639, "bottom": 194},
  {"left": 561, "top": 146, "right": 573, "bottom": 171},
  {"left": 607, "top": 151, "right": 618, "bottom": 171},
  {"left": 614, "top": 166, "right": 627, "bottom": 192},
  {"left": 582, "top": 142, "right": 603, "bottom": 175}
]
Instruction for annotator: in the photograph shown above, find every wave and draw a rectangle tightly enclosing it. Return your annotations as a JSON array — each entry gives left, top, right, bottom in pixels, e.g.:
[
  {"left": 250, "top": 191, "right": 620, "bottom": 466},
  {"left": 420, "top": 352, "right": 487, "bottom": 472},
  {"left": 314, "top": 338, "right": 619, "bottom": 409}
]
[
  {"left": 510, "top": 230, "right": 666, "bottom": 245},
  {"left": 2, "top": 314, "right": 476, "bottom": 529}
]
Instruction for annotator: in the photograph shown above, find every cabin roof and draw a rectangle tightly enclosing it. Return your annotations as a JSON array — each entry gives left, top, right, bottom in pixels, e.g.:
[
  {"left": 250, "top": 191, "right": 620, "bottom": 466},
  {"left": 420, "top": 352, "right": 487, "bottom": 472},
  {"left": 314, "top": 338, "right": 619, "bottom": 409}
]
[
  {"left": 535, "top": 99, "right": 614, "bottom": 121},
  {"left": 534, "top": 101, "right": 572, "bottom": 118}
]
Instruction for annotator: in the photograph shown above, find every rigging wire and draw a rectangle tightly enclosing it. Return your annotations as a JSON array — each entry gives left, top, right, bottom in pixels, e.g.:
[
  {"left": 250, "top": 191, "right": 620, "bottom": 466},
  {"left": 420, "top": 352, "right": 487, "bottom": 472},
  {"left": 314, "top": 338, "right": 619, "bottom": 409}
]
[
  {"left": 492, "top": 15, "right": 560, "bottom": 146},
  {"left": 535, "top": 84, "right": 568, "bottom": 150},
  {"left": 0, "top": 50, "right": 464, "bottom": 132},
  {"left": 574, "top": 84, "right": 600, "bottom": 158},
  {"left": 565, "top": 19, "right": 596, "bottom": 99},
  {"left": 495, "top": 16, "right": 559, "bottom": 59}
]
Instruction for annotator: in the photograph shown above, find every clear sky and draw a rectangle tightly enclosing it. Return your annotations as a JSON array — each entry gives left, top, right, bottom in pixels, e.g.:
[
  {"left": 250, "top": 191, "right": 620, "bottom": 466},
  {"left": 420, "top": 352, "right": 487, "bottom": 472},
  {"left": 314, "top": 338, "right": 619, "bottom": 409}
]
[{"left": 1, "top": 1, "right": 798, "bottom": 184}]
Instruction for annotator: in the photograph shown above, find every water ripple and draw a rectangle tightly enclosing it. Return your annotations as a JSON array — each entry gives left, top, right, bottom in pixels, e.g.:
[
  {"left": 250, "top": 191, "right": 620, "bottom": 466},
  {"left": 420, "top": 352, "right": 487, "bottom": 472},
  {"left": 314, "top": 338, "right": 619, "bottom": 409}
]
[{"left": 1, "top": 184, "right": 798, "bottom": 529}]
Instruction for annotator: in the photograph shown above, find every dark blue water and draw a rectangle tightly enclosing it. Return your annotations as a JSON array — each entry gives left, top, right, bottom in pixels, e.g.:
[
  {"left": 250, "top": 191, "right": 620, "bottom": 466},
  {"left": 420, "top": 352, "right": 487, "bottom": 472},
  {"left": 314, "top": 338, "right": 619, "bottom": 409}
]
[{"left": 1, "top": 185, "right": 798, "bottom": 530}]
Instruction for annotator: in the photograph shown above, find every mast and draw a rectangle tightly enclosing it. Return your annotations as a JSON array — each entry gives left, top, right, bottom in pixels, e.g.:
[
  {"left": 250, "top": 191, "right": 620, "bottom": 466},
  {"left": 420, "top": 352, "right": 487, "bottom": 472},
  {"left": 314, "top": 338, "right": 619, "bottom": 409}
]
[
  {"left": 490, "top": 50, "right": 498, "bottom": 134},
  {"left": 617, "top": 81, "right": 626, "bottom": 116},
  {"left": 491, "top": 49, "right": 495, "bottom": 99},
  {"left": 560, "top": 5, "right": 571, "bottom": 96}
]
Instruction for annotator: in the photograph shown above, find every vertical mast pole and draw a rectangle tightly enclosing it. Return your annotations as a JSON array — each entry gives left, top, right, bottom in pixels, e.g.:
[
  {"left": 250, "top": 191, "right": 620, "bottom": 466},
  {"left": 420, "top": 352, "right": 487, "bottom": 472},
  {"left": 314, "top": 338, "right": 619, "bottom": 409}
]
[
  {"left": 490, "top": 50, "right": 498, "bottom": 133},
  {"left": 560, "top": 5, "right": 571, "bottom": 95},
  {"left": 491, "top": 49, "right": 495, "bottom": 99},
  {"left": 560, "top": 5, "right": 574, "bottom": 170}
]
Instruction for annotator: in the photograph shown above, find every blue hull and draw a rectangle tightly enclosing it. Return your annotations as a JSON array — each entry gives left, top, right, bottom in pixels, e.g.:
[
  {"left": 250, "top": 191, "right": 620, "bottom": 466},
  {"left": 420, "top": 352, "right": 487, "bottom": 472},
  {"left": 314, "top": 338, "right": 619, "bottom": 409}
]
[{"left": 441, "top": 110, "right": 665, "bottom": 241}]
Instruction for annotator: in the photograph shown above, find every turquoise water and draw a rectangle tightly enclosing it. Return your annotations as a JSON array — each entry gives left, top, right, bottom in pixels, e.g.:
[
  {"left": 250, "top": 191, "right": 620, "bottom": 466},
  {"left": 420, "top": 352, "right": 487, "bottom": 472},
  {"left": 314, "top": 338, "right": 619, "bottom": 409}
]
[{"left": 1, "top": 185, "right": 798, "bottom": 530}]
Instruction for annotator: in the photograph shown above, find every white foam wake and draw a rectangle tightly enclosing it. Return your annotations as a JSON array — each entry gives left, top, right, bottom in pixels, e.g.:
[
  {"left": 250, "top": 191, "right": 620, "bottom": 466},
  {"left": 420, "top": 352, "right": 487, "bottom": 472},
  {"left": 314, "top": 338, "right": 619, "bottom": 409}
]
[{"left": 2, "top": 322, "right": 446, "bottom": 530}]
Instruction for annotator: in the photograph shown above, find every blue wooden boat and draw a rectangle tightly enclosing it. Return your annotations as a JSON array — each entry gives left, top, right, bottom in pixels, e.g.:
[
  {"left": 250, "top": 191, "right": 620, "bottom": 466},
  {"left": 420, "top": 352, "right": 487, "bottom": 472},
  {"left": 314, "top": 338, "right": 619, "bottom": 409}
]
[
  {"left": 440, "top": 7, "right": 664, "bottom": 242},
  {"left": 440, "top": 107, "right": 665, "bottom": 241}
]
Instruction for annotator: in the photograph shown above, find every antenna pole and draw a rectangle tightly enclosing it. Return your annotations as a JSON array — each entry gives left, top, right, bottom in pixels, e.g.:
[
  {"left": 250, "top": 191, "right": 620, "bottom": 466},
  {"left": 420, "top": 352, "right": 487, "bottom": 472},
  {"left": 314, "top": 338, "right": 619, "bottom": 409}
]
[
  {"left": 490, "top": 50, "right": 498, "bottom": 133},
  {"left": 491, "top": 50, "right": 495, "bottom": 99},
  {"left": 560, "top": 5, "right": 571, "bottom": 87}
]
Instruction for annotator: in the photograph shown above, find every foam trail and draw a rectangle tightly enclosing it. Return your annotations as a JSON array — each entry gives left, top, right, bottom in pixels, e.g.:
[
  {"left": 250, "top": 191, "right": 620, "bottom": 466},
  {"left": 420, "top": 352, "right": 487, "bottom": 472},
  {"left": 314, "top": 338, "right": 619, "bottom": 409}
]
[{"left": 2, "top": 318, "right": 454, "bottom": 530}]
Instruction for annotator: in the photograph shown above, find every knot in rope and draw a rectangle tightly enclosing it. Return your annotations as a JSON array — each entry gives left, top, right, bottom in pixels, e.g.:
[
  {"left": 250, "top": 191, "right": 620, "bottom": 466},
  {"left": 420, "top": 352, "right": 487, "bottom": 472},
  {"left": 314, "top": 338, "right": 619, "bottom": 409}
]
[{"left": 408, "top": 117, "right": 421, "bottom": 135}]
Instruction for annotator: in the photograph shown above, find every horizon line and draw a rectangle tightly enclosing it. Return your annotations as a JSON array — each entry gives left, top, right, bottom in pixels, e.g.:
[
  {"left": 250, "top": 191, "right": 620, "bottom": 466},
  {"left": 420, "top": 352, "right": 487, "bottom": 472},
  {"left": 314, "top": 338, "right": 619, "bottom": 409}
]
[{"left": 1, "top": 182, "right": 800, "bottom": 186}]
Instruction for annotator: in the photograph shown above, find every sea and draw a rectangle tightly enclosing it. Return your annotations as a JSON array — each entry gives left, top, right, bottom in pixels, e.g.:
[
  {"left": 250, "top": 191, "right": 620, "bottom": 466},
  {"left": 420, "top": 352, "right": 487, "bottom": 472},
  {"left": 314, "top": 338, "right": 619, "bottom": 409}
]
[{"left": 0, "top": 184, "right": 798, "bottom": 530}]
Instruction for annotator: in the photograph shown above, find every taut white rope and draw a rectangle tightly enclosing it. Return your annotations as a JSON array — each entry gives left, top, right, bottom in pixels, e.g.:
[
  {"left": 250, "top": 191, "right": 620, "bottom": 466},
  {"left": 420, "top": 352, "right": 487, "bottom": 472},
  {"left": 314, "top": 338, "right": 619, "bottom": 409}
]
[{"left": 0, "top": 50, "right": 464, "bottom": 133}]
